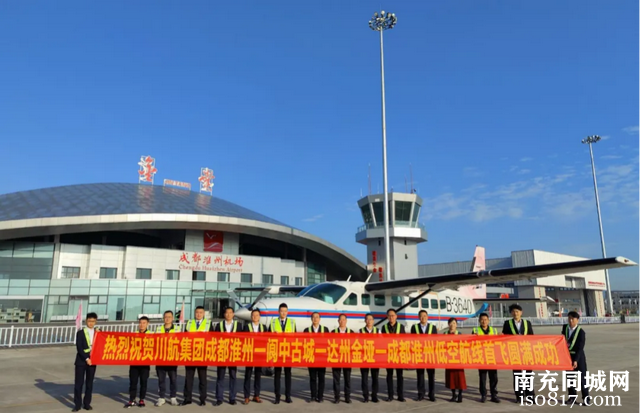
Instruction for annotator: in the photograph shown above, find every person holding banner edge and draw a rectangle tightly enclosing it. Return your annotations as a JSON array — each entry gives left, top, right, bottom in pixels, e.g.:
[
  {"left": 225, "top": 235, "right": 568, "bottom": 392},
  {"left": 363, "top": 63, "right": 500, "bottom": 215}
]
[
  {"left": 562, "top": 311, "right": 589, "bottom": 404},
  {"left": 73, "top": 312, "right": 99, "bottom": 412}
]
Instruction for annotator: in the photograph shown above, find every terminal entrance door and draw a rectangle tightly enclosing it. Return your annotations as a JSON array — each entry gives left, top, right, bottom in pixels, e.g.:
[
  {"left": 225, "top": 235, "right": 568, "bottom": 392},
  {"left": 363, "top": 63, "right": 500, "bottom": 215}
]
[{"left": 203, "top": 291, "right": 231, "bottom": 320}]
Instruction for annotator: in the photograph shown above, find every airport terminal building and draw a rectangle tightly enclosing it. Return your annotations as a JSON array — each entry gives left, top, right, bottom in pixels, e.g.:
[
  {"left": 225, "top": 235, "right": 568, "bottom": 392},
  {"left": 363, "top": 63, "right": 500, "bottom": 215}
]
[
  {"left": 0, "top": 183, "right": 366, "bottom": 323},
  {"left": 420, "top": 250, "right": 609, "bottom": 317}
]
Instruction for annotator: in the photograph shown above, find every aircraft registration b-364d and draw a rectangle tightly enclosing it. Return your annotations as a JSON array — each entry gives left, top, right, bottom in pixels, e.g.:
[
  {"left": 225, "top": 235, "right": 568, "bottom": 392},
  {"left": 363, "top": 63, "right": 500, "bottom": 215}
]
[{"left": 233, "top": 247, "right": 636, "bottom": 331}]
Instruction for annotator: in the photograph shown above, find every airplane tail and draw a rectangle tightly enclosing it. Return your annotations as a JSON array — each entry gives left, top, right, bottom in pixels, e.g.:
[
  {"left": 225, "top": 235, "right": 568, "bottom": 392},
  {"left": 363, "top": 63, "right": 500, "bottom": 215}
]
[
  {"left": 470, "top": 245, "right": 486, "bottom": 272},
  {"left": 459, "top": 246, "right": 487, "bottom": 299}
]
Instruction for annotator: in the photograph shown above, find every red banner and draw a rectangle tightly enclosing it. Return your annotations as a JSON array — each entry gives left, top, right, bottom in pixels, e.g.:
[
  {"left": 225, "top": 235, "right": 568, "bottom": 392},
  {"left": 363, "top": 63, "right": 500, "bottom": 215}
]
[{"left": 92, "top": 332, "right": 572, "bottom": 370}]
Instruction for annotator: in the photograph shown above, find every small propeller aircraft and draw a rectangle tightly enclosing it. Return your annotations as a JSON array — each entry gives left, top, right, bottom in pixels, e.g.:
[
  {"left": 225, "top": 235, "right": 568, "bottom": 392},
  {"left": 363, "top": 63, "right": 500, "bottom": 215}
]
[{"left": 233, "top": 246, "right": 636, "bottom": 331}]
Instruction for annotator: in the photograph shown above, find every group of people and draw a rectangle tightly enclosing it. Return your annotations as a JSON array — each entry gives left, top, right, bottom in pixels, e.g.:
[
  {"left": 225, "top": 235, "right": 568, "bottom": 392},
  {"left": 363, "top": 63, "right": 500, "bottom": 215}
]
[{"left": 73, "top": 303, "right": 588, "bottom": 411}]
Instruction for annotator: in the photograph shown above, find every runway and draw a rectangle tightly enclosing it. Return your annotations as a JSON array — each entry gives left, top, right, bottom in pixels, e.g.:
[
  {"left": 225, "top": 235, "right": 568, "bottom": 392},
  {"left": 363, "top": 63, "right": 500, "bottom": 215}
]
[{"left": 0, "top": 324, "right": 637, "bottom": 413}]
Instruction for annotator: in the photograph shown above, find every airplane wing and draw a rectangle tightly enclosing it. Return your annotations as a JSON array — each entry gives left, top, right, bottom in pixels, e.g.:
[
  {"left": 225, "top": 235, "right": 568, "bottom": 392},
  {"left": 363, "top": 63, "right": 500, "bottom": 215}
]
[
  {"left": 235, "top": 286, "right": 306, "bottom": 294},
  {"left": 365, "top": 256, "right": 636, "bottom": 294}
]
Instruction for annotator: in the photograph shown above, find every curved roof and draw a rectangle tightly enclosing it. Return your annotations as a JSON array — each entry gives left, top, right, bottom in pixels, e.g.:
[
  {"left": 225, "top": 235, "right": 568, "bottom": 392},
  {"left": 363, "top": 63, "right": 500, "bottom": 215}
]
[
  {"left": 0, "top": 183, "right": 366, "bottom": 279},
  {"left": 0, "top": 183, "right": 286, "bottom": 225}
]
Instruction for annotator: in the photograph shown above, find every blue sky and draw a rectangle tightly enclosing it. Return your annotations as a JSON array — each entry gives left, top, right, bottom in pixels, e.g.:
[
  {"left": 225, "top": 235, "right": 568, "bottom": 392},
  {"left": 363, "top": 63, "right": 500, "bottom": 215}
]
[{"left": 1, "top": 1, "right": 638, "bottom": 289}]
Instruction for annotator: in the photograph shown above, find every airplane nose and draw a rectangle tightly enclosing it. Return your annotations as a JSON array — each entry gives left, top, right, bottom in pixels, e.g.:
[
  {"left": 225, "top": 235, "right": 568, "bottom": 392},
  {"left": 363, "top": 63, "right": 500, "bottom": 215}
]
[{"left": 236, "top": 307, "right": 251, "bottom": 321}]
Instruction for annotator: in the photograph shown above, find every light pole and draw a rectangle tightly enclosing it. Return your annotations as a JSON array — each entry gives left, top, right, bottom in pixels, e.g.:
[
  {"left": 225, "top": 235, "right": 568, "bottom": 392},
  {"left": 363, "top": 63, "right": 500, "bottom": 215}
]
[
  {"left": 581, "top": 135, "right": 614, "bottom": 315},
  {"left": 369, "top": 10, "right": 397, "bottom": 281}
]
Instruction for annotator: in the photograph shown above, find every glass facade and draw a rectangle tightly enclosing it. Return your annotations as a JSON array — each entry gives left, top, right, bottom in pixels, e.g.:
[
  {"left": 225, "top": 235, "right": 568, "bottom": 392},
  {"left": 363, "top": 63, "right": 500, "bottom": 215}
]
[
  {"left": 0, "top": 242, "right": 54, "bottom": 280},
  {"left": 0, "top": 241, "right": 328, "bottom": 323},
  {"left": 0, "top": 278, "right": 271, "bottom": 323}
]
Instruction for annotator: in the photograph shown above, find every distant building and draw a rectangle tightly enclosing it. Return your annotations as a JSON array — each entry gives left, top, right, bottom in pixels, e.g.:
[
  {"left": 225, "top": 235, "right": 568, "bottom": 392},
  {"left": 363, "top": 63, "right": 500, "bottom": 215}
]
[
  {"left": 420, "top": 250, "right": 609, "bottom": 317},
  {"left": 611, "top": 290, "right": 639, "bottom": 314},
  {"left": 0, "top": 183, "right": 366, "bottom": 323}
]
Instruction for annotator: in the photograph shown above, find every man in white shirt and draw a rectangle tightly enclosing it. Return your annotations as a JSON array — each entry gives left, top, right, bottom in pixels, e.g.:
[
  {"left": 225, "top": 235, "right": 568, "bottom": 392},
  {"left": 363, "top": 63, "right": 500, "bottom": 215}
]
[{"left": 243, "top": 309, "right": 266, "bottom": 404}]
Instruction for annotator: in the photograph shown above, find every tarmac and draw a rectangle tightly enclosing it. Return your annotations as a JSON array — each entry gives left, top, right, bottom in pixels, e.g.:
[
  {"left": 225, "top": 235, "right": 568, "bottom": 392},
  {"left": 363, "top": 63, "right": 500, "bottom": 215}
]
[{"left": 0, "top": 324, "right": 637, "bottom": 413}]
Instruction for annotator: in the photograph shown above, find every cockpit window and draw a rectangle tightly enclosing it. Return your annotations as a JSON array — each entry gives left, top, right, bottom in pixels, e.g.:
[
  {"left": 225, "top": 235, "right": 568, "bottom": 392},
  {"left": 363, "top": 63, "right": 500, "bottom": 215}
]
[
  {"left": 301, "top": 283, "right": 347, "bottom": 304},
  {"left": 297, "top": 284, "right": 319, "bottom": 297}
]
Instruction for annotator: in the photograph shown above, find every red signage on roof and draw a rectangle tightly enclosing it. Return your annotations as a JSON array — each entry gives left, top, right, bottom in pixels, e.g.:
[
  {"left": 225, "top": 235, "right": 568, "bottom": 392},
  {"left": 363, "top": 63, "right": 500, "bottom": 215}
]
[{"left": 204, "top": 230, "right": 224, "bottom": 252}]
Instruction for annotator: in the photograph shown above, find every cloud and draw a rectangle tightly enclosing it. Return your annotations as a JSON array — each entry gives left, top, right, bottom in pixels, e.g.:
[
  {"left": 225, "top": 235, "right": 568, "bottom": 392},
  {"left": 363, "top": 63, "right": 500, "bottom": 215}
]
[
  {"left": 302, "top": 214, "right": 324, "bottom": 222},
  {"left": 463, "top": 167, "right": 483, "bottom": 178},
  {"left": 520, "top": 157, "right": 534, "bottom": 162},
  {"left": 601, "top": 135, "right": 611, "bottom": 141},
  {"left": 421, "top": 158, "right": 638, "bottom": 223},
  {"left": 601, "top": 155, "right": 622, "bottom": 160},
  {"left": 623, "top": 126, "right": 639, "bottom": 135}
]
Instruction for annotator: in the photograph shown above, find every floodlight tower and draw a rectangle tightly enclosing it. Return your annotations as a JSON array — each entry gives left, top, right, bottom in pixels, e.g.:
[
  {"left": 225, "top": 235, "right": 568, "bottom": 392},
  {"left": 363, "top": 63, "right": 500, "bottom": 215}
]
[
  {"left": 581, "top": 135, "right": 614, "bottom": 315},
  {"left": 368, "top": 10, "right": 397, "bottom": 281}
]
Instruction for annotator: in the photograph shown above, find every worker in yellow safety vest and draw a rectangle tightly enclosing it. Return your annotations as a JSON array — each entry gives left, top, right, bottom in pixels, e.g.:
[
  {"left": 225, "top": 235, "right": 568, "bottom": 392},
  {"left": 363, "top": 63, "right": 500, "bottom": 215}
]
[
  {"left": 411, "top": 310, "right": 437, "bottom": 402},
  {"left": 472, "top": 313, "right": 500, "bottom": 404},
  {"left": 502, "top": 304, "right": 534, "bottom": 402},
  {"left": 382, "top": 308, "right": 406, "bottom": 402},
  {"left": 270, "top": 303, "right": 296, "bottom": 404},
  {"left": 561, "top": 311, "right": 589, "bottom": 404},
  {"left": 181, "top": 306, "right": 211, "bottom": 406}
]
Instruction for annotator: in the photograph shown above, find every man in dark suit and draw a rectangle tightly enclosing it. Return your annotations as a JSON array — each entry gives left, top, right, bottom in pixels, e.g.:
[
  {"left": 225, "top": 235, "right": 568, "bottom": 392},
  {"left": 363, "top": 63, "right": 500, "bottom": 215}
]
[
  {"left": 303, "top": 312, "right": 329, "bottom": 403},
  {"left": 410, "top": 310, "right": 437, "bottom": 402},
  {"left": 502, "top": 304, "right": 535, "bottom": 402},
  {"left": 214, "top": 307, "right": 243, "bottom": 406},
  {"left": 243, "top": 309, "right": 266, "bottom": 405},
  {"left": 562, "top": 311, "right": 589, "bottom": 404},
  {"left": 359, "top": 313, "right": 379, "bottom": 403},
  {"left": 382, "top": 309, "right": 406, "bottom": 402},
  {"left": 73, "top": 312, "right": 99, "bottom": 412},
  {"left": 331, "top": 314, "right": 353, "bottom": 404}
]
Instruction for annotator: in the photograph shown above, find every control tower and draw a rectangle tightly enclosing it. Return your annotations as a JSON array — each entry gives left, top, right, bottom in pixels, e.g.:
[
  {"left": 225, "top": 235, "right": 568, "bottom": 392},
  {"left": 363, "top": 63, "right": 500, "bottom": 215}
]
[{"left": 355, "top": 192, "right": 428, "bottom": 281}]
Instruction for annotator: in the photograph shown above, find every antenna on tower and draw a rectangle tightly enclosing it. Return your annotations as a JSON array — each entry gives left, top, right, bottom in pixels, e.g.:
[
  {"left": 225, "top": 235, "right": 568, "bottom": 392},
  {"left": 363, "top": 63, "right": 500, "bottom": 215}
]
[
  {"left": 410, "top": 163, "right": 414, "bottom": 193},
  {"left": 405, "top": 175, "right": 408, "bottom": 193},
  {"left": 368, "top": 164, "right": 372, "bottom": 195}
]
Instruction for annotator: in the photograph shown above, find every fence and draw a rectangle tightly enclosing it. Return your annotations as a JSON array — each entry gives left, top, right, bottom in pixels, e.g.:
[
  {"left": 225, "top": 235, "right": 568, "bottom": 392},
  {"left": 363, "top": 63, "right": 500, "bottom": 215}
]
[
  {"left": 0, "top": 323, "right": 183, "bottom": 348},
  {"left": 1, "top": 317, "right": 637, "bottom": 348},
  {"left": 458, "top": 316, "right": 639, "bottom": 328}
]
